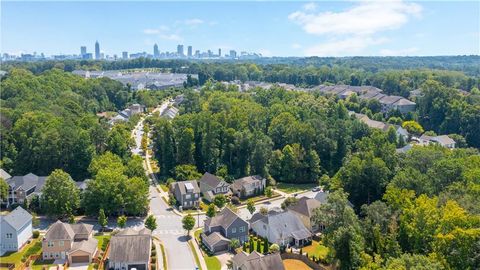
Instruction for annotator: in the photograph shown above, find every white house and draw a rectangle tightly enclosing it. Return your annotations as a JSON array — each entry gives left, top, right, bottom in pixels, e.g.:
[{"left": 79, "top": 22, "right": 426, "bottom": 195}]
[{"left": 0, "top": 206, "right": 33, "bottom": 255}]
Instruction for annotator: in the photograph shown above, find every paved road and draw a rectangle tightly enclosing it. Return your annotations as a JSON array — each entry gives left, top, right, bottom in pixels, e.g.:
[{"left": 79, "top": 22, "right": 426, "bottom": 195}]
[{"left": 132, "top": 101, "right": 197, "bottom": 270}]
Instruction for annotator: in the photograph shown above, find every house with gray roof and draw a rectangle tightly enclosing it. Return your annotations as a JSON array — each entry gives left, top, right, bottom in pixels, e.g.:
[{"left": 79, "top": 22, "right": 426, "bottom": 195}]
[
  {"left": 161, "top": 106, "right": 179, "bottom": 119},
  {"left": 288, "top": 197, "right": 322, "bottom": 232},
  {"left": 420, "top": 134, "right": 456, "bottom": 149},
  {"left": 201, "top": 207, "right": 249, "bottom": 254},
  {"left": 231, "top": 176, "right": 266, "bottom": 199},
  {"left": 0, "top": 206, "right": 33, "bottom": 255},
  {"left": 171, "top": 180, "right": 201, "bottom": 210},
  {"left": 0, "top": 168, "right": 12, "bottom": 181},
  {"left": 250, "top": 210, "right": 312, "bottom": 247},
  {"left": 198, "top": 172, "right": 231, "bottom": 202},
  {"left": 42, "top": 221, "right": 97, "bottom": 263},
  {"left": 231, "top": 251, "right": 285, "bottom": 270},
  {"left": 5, "top": 173, "right": 47, "bottom": 207},
  {"left": 108, "top": 228, "right": 152, "bottom": 270}
]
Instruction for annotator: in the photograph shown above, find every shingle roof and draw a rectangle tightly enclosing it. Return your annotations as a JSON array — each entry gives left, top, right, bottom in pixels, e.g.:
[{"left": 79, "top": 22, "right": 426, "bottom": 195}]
[
  {"left": 172, "top": 180, "right": 200, "bottom": 195},
  {"left": 288, "top": 197, "right": 322, "bottom": 218},
  {"left": 0, "top": 169, "right": 12, "bottom": 180},
  {"left": 1, "top": 206, "right": 32, "bottom": 230},
  {"left": 432, "top": 135, "right": 456, "bottom": 146},
  {"left": 45, "top": 221, "right": 75, "bottom": 240},
  {"left": 199, "top": 172, "right": 223, "bottom": 190},
  {"left": 70, "top": 238, "right": 98, "bottom": 255},
  {"left": 109, "top": 228, "right": 152, "bottom": 263},
  {"left": 231, "top": 175, "right": 263, "bottom": 191},
  {"left": 201, "top": 231, "right": 230, "bottom": 247},
  {"left": 379, "top": 95, "right": 403, "bottom": 105},
  {"left": 232, "top": 251, "right": 285, "bottom": 270},
  {"left": 205, "top": 207, "right": 244, "bottom": 230},
  {"left": 314, "top": 192, "right": 329, "bottom": 204},
  {"left": 251, "top": 211, "right": 311, "bottom": 242},
  {"left": 71, "top": 223, "right": 94, "bottom": 235}
]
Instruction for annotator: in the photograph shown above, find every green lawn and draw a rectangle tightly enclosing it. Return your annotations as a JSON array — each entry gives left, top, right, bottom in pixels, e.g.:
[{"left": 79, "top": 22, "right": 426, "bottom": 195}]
[
  {"left": 0, "top": 239, "right": 42, "bottom": 265},
  {"left": 31, "top": 259, "right": 55, "bottom": 270},
  {"left": 276, "top": 183, "right": 317, "bottom": 194},
  {"left": 159, "top": 184, "right": 169, "bottom": 192},
  {"left": 188, "top": 241, "right": 203, "bottom": 270},
  {"left": 94, "top": 234, "right": 111, "bottom": 251},
  {"left": 194, "top": 229, "right": 203, "bottom": 241},
  {"left": 204, "top": 256, "right": 221, "bottom": 270},
  {"left": 303, "top": 240, "right": 329, "bottom": 260}
]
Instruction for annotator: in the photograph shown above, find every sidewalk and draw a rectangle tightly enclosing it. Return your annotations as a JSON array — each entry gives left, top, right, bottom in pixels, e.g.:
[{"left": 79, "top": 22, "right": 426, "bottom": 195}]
[
  {"left": 153, "top": 238, "right": 166, "bottom": 270},
  {"left": 189, "top": 232, "right": 208, "bottom": 270}
]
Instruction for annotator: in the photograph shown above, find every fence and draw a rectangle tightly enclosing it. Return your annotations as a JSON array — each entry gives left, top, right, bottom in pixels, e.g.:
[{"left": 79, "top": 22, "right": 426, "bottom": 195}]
[{"left": 281, "top": 253, "right": 327, "bottom": 270}]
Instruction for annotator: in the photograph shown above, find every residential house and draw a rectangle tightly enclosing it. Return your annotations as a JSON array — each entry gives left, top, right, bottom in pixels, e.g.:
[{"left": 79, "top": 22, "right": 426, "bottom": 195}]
[
  {"left": 198, "top": 172, "right": 231, "bottom": 202},
  {"left": 231, "top": 176, "right": 266, "bottom": 199},
  {"left": 250, "top": 210, "right": 312, "bottom": 247},
  {"left": 108, "top": 228, "right": 152, "bottom": 270},
  {"left": 352, "top": 112, "right": 409, "bottom": 140},
  {"left": 173, "top": 94, "right": 185, "bottom": 106},
  {"left": 161, "top": 106, "right": 179, "bottom": 119},
  {"left": 0, "top": 168, "right": 11, "bottom": 181},
  {"left": 171, "top": 180, "right": 201, "bottom": 210},
  {"left": 128, "top": 104, "right": 145, "bottom": 115},
  {"left": 231, "top": 251, "right": 285, "bottom": 270},
  {"left": 0, "top": 206, "right": 33, "bottom": 255},
  {"left": 288, "top": 197, "right": 322, "bottom": 232},
  {"left": 42, "top": 221, "right": 98, "bottom": 263},
  {"left": 5, "top": 173, "right": 47, "bottom": 207},
  {"left": 201, "top": 207, "right": 249, "bottom": 254},
  {"left": 420, "top": 134, "right": 456, "bottom": 149}
]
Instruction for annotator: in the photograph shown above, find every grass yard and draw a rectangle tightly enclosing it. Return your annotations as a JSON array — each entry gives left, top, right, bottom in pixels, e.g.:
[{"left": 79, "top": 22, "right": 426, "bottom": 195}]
[
  {"left": 283, "top": 259, "right": 312, "bottom": 270},
  {"left": 159, "top": 243, "right": 167, "bottom": 270},
  {"left": 204, "top": 256, "right": 221, "bottom": 270},
  {"left": 94, "top": 234, "right": 111, "bottom": 251},
  {"left": 159, "top": 184, "right": 169, "bottom": 192},
  {"left": 0, "top": 239, "right": 42, "bottom": 265},
  {"left": 303, "top": 241, "right": 329, "bottom": 260},
  {"left": 30, "top": 259, "right": 55, "bottom": 270},
  {"left": 194, "top": 229, "right": 203, "bottom": 241},
  {"left": 188, "top": 241, "right": 203, "bottom": 270},
  {"left": 276, "top": 183, "right": 317, "bottom": 194}
]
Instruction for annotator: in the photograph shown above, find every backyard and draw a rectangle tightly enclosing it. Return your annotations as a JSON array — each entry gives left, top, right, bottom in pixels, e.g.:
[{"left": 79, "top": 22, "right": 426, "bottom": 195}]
[
  {"left": 283, "top": 259, "right": 312, "bottom": 270},
  {"left": 276, "top": 183, "right": 317, "bottom": 194},
  {"left": 303, "top": 240, "right": 329, "bottom": 260},
  {"left": 0, "top": 239, "right": 42, "bottom": 265}
]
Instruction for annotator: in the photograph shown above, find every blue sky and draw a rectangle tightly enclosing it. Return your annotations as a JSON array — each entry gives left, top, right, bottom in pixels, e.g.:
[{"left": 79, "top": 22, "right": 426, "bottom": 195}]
[{"left": 1, "top": 1, "right": 479, "bottom": 57}]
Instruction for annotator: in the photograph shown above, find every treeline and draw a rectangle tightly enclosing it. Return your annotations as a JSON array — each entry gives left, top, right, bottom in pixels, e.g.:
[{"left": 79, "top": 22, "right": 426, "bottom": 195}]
[{"left": 0, "top": 68, "right": 168, "bottom": 180}]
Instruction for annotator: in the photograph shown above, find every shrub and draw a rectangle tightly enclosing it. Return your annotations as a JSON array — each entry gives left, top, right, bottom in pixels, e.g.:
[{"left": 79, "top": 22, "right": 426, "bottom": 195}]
[
  {"left": 230, "top": 196, "right": 240, "bottom": 205},
  {"left": 32, "top": 230, "right": 40, "bottom": 238},
  {"left": 151, "top": 250, "right": 156, "bottom": 256},
  {"left": 151, "top": 264, "right": 156, "bottom": 270}
]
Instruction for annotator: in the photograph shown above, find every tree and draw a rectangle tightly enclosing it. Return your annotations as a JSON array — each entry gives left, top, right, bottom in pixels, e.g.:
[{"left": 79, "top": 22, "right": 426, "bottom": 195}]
[
  {"left": 269, "top": 244, "right": 280, "bottom": 253},
  {"left": 98, "top": 209, "right": 107, "bottom": 230},
  {"left": 229, "top": 238, "right": 240, "bottom": 250},
  {"left": 174, "top": 164, "right": 201, "bottom": 181},
  {"left": 246, "top": 199, "right": 256, "bottom": 215},
  {"left": 145, "top": 215, "right": 157, "bottom": 231},
  {"left": 256, "top": 239, "right": 262, "bottom": 252},
  {"left": 117, "top": 215, "right": 127, "bottom": 228},
  {"left": 176, "top": 127, "right": 195, "bottom": 164},
  {"left": 206, "top": 203, "right": 216, "bottom": 218},
  {"left": 213, "top": 194, "right": 227, "bottom": 209},
  {"left": 264, "top": 186, "right": 273, "bottom": 198},
  {"left": 182, "top": 214, "right": 195, "bottom": 236},
  {"left": 263, "top": 237, "right": 269, "bottom": 254},
  {"left": 168, "top": 193, "right": 177, "bottom": 207},
  {"left": 281, "top": 197, "right": 298, "bottom": 210},
  {"left": 402, "top": 120, "right": 424, "bottom": 135},
  {"left": 260, "top": 207, "right": 268, "bottom": 215},
  {"left": 0, "top": 177, "right": 8, "bottom": 203},
  {"left": 41, "top": 169, "right": 80, "bottom": 218},
  {"left": 385, "top": 253, "right": 443, "bottom": 270}
]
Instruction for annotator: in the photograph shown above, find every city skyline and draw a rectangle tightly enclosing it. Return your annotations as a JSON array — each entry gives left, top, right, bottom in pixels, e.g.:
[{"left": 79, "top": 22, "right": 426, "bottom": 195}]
[{"left": 2, "top": 1, "right": 479, "bottom": 57}]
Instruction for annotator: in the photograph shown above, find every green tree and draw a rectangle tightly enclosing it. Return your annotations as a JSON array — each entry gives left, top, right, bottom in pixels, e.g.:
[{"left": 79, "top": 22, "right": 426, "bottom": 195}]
[
  {"left": 41, "top": 169, "right": 80, "bottom": 218},
  {"left": 182, "top": 214, "right": 195, "bottom": 236},
  {"left": 206, "top": 203, "right": 216, "bottom": 218},
  {"left": 168, "top": 193, "right": 177, "bottom": 207},
  {"left": 117, "top": 215, "right": 127, "bottom": 228},
  {"left": 98, "top": 208, "right": 108, "bottom": 230},
  {"left": 213, "top": 194, "right": 227, "bottom": 209},
  {"left": 269, "top": 243, "right": 280, "bottom": 253},
  {"left": 145, "top": 214, "right": 157, "bottom": 231},
  {"left": 264, "top": 186, "right": 273, "bottom": 198},
  {"left": 246, "top": 199, "right": 256, "bottom": 215},
  {"left": 402, "top": 120, "right": 424, "bottom": 135},
  {"left": 176, "top": 127, "right": 195, "bottom": 164},
  {"left": 0, "top": 177, "right": 8, "bottom": 203},
  {"left": 174, "top": 164, "right": 201, "bottom": 181},
  {"left": 229, "top": 238, "right": 240, "bottom": 250}
]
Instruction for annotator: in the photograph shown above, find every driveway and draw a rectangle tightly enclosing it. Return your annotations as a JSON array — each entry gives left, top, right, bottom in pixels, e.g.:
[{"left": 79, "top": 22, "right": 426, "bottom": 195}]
[
  {"left": 215, "top": 252, "right": 234, "bottom": 270},
  {"left": 69, "top": 263, "right": 89, "bottom": 270}
]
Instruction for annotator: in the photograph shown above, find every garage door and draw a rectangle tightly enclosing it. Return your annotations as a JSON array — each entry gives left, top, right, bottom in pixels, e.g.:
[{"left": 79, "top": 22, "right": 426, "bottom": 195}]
[{"left": 72, "top": 255, "right": 90, "bottom": 263}]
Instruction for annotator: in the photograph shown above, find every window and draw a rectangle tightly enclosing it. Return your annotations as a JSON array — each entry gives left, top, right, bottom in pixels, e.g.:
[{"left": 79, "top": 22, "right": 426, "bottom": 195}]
[
  {"left": 59, "top": 241, "right": 64, "bottom": 247},
  {"left": 239, "top": 226, "right": 245, "bottom": 233},
  {"left": 185, "top": 194, "right": 191, "bottom": 199},
  {"left": 232, "top": 228, "right": 236, "bottom": 233},
  {"left": 48, "top": 241, "right": 54, "bottom": 247},
  {"left": 6, "top": 233, "right": 12, "bottom": 238}
]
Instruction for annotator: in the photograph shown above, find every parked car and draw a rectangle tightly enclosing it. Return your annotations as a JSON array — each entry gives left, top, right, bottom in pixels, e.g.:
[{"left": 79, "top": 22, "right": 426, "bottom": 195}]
[{"left": 312, "top": 186, "right": 321, "bottom": 192}]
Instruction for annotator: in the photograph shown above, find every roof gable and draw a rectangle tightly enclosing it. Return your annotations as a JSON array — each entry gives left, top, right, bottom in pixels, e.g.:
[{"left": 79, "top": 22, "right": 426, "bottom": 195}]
[{"left": 1, "top": 206, "right": 32, "bottom": 230}]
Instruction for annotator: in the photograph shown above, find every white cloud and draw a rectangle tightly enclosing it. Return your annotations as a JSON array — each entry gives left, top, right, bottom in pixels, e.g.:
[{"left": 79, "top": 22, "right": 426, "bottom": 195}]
[
  {"left": 305, "top": 36, "right": 389, "bottom": 56},
  {"left": 289, "top": 0, "right": 422, "bottom": 36},
  {"left": 292, "top": 43, "right": 302, "bottom": 49},
  {"left": 288, "top": 0, "right": 422, "bottom": 56},
  {"left": 159, "top": 34, "right": 183, "bottom": 41},
  {"left": 184, "top": 18, "right": 204, "bottom": 26},
  {"left": 258, "top": 49, "right": 272, "bottom": 57},
  {"left": 142, "top": 25, "right": 182, "bottom": 41},
  {"left": 303, "top": 2, "right": 317, "bottom": 11},
  {"left": 379, "top": 47, "right": 419, "bottom": 56}
]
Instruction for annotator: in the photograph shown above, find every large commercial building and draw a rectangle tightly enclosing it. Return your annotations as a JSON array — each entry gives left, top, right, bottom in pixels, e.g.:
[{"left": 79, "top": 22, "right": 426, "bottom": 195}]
[
  {"left": 95, "top": 41, "right": 100, "bottom": 60},
  {"left": 177, "top": 44, "right": 184, "bottom": 57},
  {"left": 187, "top": 46, "right": 193, "bottom": 57},
  {"left": 122, "top": 51, "right": 128, "bottom": 59},
  {"left": 80, "top": 46, "right": 87, "bottom": 56},
  {"left": 153, "top": 44, "right": 159, "bottom": 58}
]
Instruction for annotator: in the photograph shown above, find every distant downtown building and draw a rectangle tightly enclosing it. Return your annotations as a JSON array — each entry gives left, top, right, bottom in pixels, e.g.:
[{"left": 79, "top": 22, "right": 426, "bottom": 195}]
[
  {"left": 153, "top": 44, "right": 159, "bottom": 58},
  {"left": 177, "top": 44, "right": 184, "bottom": 56},
  {"left": 122, "top": 51, "right": 128, "bottom": 59},
  {"left": 187, "top": 46, "right": 193, "bottom": 57},
  {"left": 80, "top": 46, "right": 87, "bottom": 56},
  {"left": 230, "top": 50, "right": 237, "bottom": 58},
  {"left": 95, "top": 41, "right": 100, "bottom": 60},
  {"left": 218, "top": 48, "right": 221, "bottom": 57}
]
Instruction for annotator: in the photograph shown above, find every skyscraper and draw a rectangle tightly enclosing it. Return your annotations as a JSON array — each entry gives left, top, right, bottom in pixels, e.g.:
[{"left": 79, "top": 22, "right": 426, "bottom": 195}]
[
  {"left": 95, "top": 41, "right": 100, "bottom": 60},
  {"left": 122, "top": 51, "right": 128, "bottom": 59},
  {"left": 229, "top": 50, "right": 237, "bottom": 58},
  {"left": 153, "top": 44, "right": 159, "bottom": 58},
  {"left": 177, "top": 44, "right": 184, "bottom": 57},
  {"left": 218, "top": 48, "right": 221, "bottom": 57},
  {"left": 80, "top": 46, "right": 87, "bottom": 56},
  {"left": 187, "top": 46, "right": 193, "bottom": 57}
]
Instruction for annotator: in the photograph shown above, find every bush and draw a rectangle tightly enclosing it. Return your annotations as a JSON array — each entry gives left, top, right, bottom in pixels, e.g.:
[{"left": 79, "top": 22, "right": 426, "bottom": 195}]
[
  {"left": 231, "top": 196, "right": 240, "bottom": 205},
  {"left": 151, "top": 264, "right": 156, "bottom": 270},
  {"left": 151, "top": 250, "right": 156, "bottom": 256},
  {"left": 32, "top": 230, "right": 40, "bottom": 238}
]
